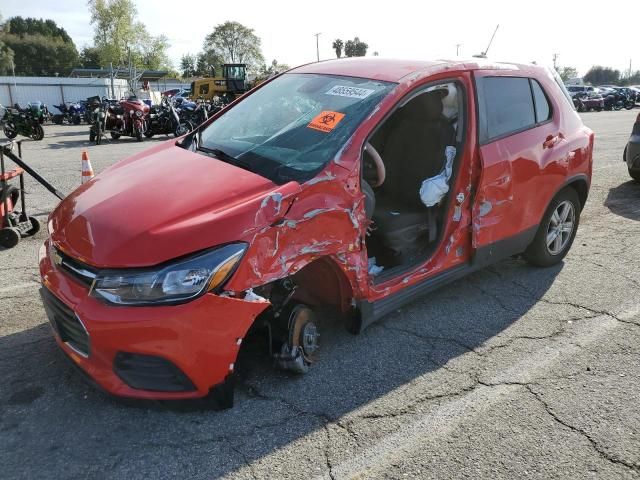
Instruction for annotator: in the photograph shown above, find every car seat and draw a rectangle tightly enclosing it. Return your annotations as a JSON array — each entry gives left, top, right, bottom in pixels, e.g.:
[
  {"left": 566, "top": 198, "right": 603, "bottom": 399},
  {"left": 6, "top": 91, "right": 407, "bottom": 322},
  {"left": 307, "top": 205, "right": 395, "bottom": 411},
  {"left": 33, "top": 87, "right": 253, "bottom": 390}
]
[{"left": 372, "top": 90, "right": 455, "bottom": 255}]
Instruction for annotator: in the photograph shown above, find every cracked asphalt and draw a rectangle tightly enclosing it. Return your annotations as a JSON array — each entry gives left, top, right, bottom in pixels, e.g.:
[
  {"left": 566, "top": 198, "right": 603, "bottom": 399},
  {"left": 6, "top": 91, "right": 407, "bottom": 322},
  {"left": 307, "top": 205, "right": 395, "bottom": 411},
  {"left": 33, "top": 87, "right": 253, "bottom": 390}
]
[{"left": 1, "top": 110, "right": 640, "bottom": 479}]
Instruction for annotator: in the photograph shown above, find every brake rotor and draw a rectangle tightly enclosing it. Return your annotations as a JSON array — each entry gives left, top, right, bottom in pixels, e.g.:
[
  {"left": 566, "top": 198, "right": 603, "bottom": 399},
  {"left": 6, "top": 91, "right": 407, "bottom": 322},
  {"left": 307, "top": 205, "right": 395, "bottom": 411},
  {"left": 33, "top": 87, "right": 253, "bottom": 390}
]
[{"left": 277, "top": 304, "right": 319, "bottom": 373}]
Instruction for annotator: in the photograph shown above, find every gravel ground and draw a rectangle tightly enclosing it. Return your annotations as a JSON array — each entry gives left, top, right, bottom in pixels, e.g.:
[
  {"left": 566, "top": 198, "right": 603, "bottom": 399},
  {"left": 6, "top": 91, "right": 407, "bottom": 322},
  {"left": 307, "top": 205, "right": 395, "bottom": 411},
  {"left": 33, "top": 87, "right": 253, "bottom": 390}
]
[{"left": 1, "top": 110, "right": 640, "bottom": 479}]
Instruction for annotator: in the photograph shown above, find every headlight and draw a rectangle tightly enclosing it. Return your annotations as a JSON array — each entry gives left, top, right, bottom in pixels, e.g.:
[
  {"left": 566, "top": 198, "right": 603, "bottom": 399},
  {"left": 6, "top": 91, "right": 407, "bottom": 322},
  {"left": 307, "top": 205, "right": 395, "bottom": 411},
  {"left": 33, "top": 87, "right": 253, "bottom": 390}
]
[
  {"left": 129, "top": 109, "right": 134, "bottom": 115},
  {"left": 91, "top": 244, "right": 246, "bottom": 306},
  {"left": 135, "top": 110, "right": 143, "bottom": 117}
]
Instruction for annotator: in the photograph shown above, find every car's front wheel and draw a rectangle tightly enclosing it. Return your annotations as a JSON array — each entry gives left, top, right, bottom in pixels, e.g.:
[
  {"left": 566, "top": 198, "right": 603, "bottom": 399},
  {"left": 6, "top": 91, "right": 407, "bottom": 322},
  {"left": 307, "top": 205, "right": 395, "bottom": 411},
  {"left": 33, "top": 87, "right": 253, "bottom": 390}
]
[{"left": 523, "top": 188, "right": 581, "bottom": 267}]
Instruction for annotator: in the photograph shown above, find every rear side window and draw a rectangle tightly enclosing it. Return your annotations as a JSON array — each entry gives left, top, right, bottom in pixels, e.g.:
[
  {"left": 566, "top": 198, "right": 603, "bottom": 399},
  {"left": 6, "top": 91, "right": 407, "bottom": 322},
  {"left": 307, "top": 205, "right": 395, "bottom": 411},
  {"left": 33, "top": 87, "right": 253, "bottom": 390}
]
[
  {"left": 531, "top": 79, "right": 551, "bottom": 123},
  {"left": 481, "top": 77, "right": 535, "bottom": 140}
]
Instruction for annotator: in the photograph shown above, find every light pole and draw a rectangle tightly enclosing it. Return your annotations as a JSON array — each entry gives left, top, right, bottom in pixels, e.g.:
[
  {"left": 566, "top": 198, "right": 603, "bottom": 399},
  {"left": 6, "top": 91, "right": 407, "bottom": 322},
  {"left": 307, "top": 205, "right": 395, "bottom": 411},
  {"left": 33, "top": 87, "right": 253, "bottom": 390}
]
[
  {"left": 314, "top": 33, "right": 321, "bottom": 62},
  {"left": 456, "top": 43, "right": 461, "bottom": 57}
]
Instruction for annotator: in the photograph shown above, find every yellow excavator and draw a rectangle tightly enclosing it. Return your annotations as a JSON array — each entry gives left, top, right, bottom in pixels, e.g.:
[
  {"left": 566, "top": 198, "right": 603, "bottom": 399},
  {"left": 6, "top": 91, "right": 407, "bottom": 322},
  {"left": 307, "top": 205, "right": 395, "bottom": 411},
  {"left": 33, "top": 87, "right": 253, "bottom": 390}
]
[{"left": 190, "top": 64, "right": 248, "bottom": 103}]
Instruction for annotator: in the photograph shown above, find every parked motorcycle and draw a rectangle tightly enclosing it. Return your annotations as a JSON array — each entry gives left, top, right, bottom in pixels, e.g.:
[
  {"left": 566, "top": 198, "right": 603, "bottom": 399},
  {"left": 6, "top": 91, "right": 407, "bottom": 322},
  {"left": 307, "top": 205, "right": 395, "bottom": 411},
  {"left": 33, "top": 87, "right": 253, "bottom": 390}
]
[
  {"left": 1, "top": 104, "right": 45, "bottom": 140},
  {"left": 51, "top": 102, "right": 84, "bottom": 125},
  {"left": 144, "top": 98, "right": 192, "bottom": 138},
  {"left": 25, "top": 102, "right": 50, "bottom": 124},
  {"left": 88, "top": 96, "right": 109, "bottom": 145},
  {"left": 90, "top": 96, "right": 149, "bottom": 144}
]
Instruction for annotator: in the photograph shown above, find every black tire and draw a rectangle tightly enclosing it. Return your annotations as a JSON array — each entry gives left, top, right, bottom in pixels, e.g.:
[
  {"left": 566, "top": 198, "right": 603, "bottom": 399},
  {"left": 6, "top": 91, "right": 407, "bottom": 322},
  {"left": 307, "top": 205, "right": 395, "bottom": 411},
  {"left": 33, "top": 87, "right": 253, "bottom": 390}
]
[
  {"left": 596, "top": 107, "right": 602, "bottom": 112},
  {"left": 31, "top": 124, "right": 44, "bottom": 141},
  {"left": 135, "top": 127, "right": 143, "bottom": 142},
  {"left": 89, "top": 129, "right": 95, "bottom": 142},
  {"left": 0, "top": 227, "right": 20, "bottom": 249},
  {"left": 629, "top": 168, "right": 640, "bottom": 182},
  {"left": 144, "top": 130, "right": 154, "bottom": 138},
  {"left": 625, "top": 102, "right": 635, "bottom": 110},
  {"left": 173, "top": 121, "right": 192, "bottom": 137},
  {"left": 25, "top": 216, "right": 41, "bottom": 236},
  {"left": 53, "top": 115, "right": 63, "bottom": 125},
  {"left": 523, "top": 188, "right": 581, "bottom": 267},
  {"left": 0, "top": 185, "right": 19, "bottom": 209},
  {"left": 3, "top": 125, "right": 17, "bottom": 139},
  {"left": 73, "top": 115, "right": 81, "bottom": 125},
  {"left": 110, "top": 132, "right": 120, "bottom": 140}
]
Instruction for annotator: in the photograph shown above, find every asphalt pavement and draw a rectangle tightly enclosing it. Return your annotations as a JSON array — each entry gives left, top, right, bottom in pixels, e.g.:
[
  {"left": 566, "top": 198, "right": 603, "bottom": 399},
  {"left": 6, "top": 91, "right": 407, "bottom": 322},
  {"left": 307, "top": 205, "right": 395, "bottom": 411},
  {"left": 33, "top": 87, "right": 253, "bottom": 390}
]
[{"left": 1, "top": 110, "right": 639, "bottom": 479}]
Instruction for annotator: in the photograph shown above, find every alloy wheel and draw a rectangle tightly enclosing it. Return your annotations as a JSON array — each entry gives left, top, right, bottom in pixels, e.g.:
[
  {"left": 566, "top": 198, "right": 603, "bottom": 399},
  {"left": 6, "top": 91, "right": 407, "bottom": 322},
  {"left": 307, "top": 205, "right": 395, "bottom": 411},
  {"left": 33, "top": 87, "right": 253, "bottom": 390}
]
[{"left": 546, "top": 200, "right": 575, "bottom": 255}]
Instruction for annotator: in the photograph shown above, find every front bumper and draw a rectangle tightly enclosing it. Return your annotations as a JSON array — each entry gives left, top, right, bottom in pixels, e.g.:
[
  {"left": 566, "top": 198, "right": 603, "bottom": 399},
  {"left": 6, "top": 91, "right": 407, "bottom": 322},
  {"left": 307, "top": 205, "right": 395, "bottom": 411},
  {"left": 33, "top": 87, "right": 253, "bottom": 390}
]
[{"left": 39, "top": 240, "right": 269, "bottom": 400}]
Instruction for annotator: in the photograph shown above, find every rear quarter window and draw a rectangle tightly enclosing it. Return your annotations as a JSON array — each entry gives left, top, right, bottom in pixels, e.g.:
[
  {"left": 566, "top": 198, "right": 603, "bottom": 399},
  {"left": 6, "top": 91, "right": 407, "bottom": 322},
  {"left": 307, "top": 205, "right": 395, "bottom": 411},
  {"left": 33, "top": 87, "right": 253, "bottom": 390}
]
[{"left": 531, "top": 79, "right": 552, "bottom": 123}]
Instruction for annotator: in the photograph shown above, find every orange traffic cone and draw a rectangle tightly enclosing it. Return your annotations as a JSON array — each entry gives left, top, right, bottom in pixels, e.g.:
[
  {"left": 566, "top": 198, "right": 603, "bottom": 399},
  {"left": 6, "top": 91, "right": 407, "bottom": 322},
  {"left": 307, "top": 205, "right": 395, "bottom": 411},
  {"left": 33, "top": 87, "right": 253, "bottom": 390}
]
[{"left": 81, "top": 151, "right": 94, "bottom": 184}]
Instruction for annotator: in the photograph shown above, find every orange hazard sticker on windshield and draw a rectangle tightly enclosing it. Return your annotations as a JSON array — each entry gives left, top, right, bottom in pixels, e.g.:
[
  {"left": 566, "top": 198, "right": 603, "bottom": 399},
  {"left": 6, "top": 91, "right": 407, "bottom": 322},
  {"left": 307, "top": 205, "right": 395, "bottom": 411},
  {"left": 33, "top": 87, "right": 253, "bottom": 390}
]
[{"left": 308, "top": 111, "right": 345, "bottom": 133}]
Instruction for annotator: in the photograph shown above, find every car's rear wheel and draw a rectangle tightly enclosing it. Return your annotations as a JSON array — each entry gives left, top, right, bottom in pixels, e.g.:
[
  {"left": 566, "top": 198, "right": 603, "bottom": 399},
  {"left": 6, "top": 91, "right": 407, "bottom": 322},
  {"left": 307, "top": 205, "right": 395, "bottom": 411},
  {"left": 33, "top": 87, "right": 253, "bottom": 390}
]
[
  {"left": 523, "top": 188, "right": 581, "bottom": 267},
  {"left": 629, "top": 168, "right": 640, "bottom": 182}
]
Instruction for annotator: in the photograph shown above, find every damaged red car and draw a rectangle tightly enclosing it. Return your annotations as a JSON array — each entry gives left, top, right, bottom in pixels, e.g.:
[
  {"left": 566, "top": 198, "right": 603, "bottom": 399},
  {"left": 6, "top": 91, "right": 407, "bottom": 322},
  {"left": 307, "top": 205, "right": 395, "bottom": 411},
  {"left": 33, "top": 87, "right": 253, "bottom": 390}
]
[{"left": 39, "top": 58, "right": 594, "bottom": 406}]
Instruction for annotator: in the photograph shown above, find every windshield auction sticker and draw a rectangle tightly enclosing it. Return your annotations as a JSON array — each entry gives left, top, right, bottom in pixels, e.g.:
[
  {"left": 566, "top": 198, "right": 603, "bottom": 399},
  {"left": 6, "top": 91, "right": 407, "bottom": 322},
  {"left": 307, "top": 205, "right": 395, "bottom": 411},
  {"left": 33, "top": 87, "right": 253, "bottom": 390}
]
[
  {"left": 325, "top": 85, "right": 375, "bottom": 99},
  {"left": 308, "top": 111, "right": 346, "bottom": 133}
]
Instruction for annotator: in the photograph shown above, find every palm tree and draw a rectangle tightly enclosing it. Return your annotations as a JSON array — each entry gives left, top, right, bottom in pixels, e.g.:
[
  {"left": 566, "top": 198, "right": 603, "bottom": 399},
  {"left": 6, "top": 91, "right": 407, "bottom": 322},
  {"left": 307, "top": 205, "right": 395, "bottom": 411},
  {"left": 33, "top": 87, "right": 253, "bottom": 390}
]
[{"left": 332, "top": 39, "right": 343, "bottom": 59}]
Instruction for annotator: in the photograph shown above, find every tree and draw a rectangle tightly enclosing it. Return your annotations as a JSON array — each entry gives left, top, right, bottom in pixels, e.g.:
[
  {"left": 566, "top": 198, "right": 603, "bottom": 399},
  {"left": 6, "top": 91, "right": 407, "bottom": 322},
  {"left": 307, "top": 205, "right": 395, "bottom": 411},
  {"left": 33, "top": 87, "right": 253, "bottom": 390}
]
[
  {"left": 257, "top": 59, "right": 290, "bottom": 79},
  {"left": 344, "top": 37, "right": 368, "bottom": 57},
  {"left": 623, "top": 71, "right": 640, "bottom": 86},
  {"left": 139, "top": 32, "right": 170, "bottom": 70},
  {"left": 203, "top": 21, "right": 264, "bottom": 70},
  {"left": 79, "top": 46, "right": 101, "bottom": 68},
  {"left": 332, "top": 39, "right": 343, "bottom": 59},
  {"left": 557, "top": 66, "right": 578, "bottom": 82},
  {"left": 1, "top": 16, "right": 79, "bottom": 75},
  {"left": 196, "top": 50, "right": 222, "bottom": 77},
  {"left": 583, "top": 66, "right": 621, "bottom": 86},
  {"left": 0, "top": 18, "right": 14, "bottom": 75},
  {"left": 180, "top": 54, "right": 197, "bottom": 78},
  {"left": 88, "top": 0, "right": 171, "bottom": 71}
]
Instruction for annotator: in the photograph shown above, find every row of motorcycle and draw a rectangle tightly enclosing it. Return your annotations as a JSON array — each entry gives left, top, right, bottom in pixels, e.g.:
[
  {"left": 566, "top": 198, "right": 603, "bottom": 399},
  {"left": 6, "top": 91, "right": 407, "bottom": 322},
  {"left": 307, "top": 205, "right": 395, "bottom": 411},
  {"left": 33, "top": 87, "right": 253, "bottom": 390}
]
[
  {"left": 87, "top": 96, "right": 220, "bottom": 145},
  {"left": 571, "top": 88, "right": 638, "bottom": 112}
]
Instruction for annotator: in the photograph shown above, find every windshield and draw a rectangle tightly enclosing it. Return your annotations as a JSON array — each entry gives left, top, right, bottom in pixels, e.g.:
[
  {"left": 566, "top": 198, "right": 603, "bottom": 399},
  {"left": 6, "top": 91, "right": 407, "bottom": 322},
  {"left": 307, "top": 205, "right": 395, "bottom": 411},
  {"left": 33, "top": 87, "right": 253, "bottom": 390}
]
[{"left": 196, "top": 73, "right": 395, "bottom": 184}]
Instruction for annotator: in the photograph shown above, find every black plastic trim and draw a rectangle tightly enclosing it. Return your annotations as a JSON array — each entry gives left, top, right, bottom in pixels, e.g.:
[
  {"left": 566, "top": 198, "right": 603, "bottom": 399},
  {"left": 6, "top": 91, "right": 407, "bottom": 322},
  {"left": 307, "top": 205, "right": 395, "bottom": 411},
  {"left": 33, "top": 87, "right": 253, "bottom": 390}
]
[
  {"left": 356, "top": 224, "right": 542, "bottom": 333},
  {"left": 472, "top": 225, "right": 537, "bottom": 269},
  {"left": 113, "top": 352, "right": 197, "bottom": 393},
  {"left": 357, "top": 263, "right": 474, "bottom": 332}
]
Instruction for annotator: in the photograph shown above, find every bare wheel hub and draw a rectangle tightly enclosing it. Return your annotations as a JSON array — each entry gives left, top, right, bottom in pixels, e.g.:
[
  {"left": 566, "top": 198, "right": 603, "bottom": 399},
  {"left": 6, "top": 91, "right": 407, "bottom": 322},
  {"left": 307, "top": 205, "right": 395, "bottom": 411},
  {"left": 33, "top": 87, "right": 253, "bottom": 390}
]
[{"left": 276, "top": 304, "right": 319, "bottom": 374}]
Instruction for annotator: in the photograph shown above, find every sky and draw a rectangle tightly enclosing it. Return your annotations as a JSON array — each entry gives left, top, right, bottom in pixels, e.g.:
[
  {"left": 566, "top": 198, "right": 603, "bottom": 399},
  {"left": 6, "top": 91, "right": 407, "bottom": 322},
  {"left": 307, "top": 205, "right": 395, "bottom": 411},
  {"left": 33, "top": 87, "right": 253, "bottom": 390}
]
[{"left": 1, "top": 0, "right": 638, "bottom": 78}]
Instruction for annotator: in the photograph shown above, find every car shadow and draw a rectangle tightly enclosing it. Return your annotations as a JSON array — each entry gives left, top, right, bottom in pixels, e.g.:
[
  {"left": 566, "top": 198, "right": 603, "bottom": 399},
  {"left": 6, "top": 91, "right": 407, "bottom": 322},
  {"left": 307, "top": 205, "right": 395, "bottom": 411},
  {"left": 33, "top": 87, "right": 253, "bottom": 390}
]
[
  {"left": 604, "top": 180, "right": 640, "bottom": 221},
  {"left": 0, "top": 258, "right": 562, "bottom": 478}
]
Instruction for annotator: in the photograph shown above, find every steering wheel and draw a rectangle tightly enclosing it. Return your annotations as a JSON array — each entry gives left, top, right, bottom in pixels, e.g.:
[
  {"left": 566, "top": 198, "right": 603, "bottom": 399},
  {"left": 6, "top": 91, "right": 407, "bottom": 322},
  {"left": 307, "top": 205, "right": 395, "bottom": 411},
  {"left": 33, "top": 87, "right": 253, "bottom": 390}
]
[{"left": 364, "top": 142, "right": 386, "bottom": 187}]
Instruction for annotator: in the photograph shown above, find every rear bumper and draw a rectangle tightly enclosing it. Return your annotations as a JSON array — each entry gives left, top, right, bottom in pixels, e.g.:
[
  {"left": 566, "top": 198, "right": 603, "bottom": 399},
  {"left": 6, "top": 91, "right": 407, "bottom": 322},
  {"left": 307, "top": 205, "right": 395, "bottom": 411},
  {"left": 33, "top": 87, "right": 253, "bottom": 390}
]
[{"left": 39, "top": 240, "right": 269, "bottom": 400}]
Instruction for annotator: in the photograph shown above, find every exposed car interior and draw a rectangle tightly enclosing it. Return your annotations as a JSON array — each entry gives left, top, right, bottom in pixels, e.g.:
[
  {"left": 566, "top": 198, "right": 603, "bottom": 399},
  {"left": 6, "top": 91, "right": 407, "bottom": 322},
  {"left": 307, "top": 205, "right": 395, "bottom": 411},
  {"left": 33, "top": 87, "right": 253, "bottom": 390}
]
[{"left": 362, "top": 83, "right": 463, "bottom": 277}]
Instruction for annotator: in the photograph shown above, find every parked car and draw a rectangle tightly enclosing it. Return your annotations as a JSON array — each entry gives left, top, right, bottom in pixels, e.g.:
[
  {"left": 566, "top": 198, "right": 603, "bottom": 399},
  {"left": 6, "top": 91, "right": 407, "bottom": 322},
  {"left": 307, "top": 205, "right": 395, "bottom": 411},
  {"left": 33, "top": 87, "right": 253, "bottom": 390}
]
[
  {"left": 162, "top": 88, "right": 190, "bottom": 99},
  {"left": 624, "top": 111, "right": 640, "bottom": 181},
  {"left": 566, "top": 85, "right": 597, "bottom": 95},
  {"left": 161, "top": 88, "right": 181, "bottom": 97},
  {"left": 39, "top": 59, "right": 594, "bottom": 407}
]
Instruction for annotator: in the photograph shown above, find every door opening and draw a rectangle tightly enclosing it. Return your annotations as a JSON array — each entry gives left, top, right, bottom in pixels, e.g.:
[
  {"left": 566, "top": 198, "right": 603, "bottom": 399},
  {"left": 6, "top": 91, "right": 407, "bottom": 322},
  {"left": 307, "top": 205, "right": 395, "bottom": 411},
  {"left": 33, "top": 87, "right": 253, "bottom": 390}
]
[{"left": 362, "top": 82, "right": 463, "bottom": 278}]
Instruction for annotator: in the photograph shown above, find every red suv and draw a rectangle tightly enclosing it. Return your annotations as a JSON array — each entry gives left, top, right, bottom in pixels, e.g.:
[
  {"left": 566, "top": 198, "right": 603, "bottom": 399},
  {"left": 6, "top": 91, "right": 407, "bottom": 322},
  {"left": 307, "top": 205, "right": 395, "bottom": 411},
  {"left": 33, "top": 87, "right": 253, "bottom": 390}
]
[{"left": 39, "top": 58, "right": 594, "bottom": 406}]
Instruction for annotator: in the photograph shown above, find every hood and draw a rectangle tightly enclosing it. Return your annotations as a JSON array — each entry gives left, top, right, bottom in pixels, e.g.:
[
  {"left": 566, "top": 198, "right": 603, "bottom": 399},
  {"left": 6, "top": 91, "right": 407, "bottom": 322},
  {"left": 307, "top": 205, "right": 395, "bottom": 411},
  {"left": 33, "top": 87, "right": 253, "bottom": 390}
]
[{"left": 50, "top": 142, "right": 300, "bottom": 268}]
